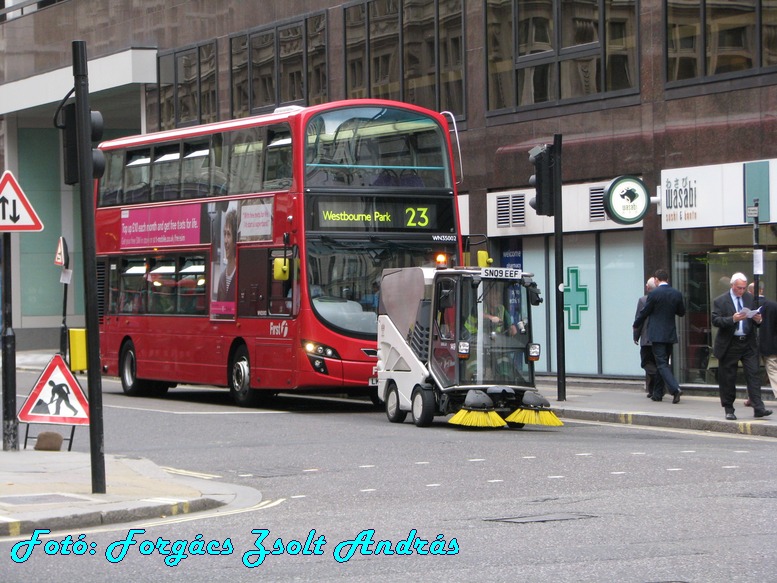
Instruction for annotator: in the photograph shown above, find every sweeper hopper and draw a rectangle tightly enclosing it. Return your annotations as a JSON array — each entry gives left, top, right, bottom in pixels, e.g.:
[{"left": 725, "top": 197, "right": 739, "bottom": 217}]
[{"left": 375, "top": 264, "right": 562, "bottom": 428}]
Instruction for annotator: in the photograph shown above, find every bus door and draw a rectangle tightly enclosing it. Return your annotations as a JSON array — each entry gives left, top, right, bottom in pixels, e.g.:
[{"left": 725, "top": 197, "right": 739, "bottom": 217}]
[{"left": 237, "top": 248, "right": 297, "bottom": 389}]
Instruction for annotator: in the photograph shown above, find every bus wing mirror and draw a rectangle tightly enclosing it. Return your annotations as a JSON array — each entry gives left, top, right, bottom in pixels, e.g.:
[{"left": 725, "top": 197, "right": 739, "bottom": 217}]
[{"left": 273, "top": 257, "right": 290, "bottom": 281}]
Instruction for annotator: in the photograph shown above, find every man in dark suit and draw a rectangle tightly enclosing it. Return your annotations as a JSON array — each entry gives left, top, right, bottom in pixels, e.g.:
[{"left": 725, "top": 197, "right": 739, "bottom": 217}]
[
  {"left": 633, "top": 269, "right": 685, "bottom": 403},
  {"left": 758, "top": 295, "right": 777, "bottom": 401},
  {"left": 633, "top": 277, "right": 665, "bottom": 400},
  {"left": 712, "top": 272, "right": 772, "bottom": 421}
]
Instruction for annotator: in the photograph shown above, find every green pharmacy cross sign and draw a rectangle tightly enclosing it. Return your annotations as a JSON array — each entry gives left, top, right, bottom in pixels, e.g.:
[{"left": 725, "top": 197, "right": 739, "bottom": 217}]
[{"left": 563, "top": 266, "right": 588, "bottom": 330}]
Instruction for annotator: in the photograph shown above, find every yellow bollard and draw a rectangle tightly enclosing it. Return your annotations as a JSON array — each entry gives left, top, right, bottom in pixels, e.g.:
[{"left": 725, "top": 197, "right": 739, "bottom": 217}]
[{"left": 68, "top": 328, "right": 88, "bottom": 372}]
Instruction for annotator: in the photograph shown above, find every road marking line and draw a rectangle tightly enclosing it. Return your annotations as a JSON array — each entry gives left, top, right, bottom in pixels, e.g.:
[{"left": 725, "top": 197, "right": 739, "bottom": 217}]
[
  {"left": 106, "top": 404, "right": 288, "bottom": 415},
  {"left": 162, "top": 467, "right": 222, "bottom": 479}
]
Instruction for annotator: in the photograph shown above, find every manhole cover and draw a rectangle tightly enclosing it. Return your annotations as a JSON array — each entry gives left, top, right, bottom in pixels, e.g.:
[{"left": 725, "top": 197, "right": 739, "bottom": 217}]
[{"left": 485, "top": 513, "right": 596, "bottom": 524}]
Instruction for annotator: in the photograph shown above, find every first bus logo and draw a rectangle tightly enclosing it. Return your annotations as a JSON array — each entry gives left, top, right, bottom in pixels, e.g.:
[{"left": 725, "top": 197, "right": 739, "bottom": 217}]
[{"left": 270, "top": 321, "right": 289, "bottom": 337}]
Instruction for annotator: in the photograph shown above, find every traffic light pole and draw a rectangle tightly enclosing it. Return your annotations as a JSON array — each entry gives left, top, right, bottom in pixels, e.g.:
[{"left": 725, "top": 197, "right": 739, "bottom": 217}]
[
  {"left": 72, "top": 40, "right": 106, "bottom": 493},
  {"left": 552, "top": 134, "right": 565, "bottom": 401}
]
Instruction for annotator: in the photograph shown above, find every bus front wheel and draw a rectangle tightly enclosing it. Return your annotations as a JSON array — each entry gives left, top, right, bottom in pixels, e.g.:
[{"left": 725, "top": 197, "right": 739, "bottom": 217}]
[{"left": 229, "top": 344, "right": 260, "bottom": 407}]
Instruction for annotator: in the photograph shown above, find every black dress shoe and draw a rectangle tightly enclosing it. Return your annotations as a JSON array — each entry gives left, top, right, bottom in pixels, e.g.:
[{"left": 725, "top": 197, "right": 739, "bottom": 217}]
[
  {"left": 755, "top": 409, "right": 773, "bottom": 418},
  {"left": 725, "top": 413, "right": 737, "bottom": 421},
  {"left": 672, "top": 389, "right": 682, "bottom": 404},
  {"left": 651, "top": 397, "right": 663, "bottom": 401}
]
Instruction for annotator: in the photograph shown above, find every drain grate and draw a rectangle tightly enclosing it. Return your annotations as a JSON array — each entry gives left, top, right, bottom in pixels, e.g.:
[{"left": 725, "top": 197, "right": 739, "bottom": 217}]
[{"left": 485, "top": 513, "right": 596, "bottom": 524}]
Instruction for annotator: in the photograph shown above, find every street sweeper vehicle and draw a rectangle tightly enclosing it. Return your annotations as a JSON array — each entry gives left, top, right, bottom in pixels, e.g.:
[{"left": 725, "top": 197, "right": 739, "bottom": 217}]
[{"left": 375, "top": 264, "right": 562, "bottom": 428}]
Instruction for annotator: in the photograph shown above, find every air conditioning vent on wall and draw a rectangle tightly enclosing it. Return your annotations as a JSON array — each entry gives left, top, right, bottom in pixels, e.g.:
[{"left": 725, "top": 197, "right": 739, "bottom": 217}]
[
  {"left": 496, "top": 193, "right": 525, "bottom": 227},
  {"left": 589, "top": 186, "right": 606, "bottom": 221}
]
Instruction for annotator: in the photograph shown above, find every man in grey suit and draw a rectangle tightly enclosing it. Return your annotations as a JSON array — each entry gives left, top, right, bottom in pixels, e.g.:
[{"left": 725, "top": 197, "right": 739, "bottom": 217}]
[
  {"left": 633, "top": 269, "right": 685, "bottom": 403},
  {"left": 712, "top": 272, "right": 773, "bottom": 420}
]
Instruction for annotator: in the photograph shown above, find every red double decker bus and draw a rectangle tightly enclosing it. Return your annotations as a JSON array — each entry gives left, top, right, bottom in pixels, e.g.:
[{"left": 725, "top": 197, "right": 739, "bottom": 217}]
[{"left": 95, "top": 99, "right": 462, "bottom": 406}]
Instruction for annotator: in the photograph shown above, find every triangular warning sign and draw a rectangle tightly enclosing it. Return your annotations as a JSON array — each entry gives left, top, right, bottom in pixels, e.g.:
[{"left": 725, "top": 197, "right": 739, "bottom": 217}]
[
  {"left": 18, "top": 354, "right": 89, "bottom": 425},
  {"left": 0, "top": 170, "right": 44, "bottom": 232},
  {"left": 55, "top": 238, "right": 65, "bottom": 266}
]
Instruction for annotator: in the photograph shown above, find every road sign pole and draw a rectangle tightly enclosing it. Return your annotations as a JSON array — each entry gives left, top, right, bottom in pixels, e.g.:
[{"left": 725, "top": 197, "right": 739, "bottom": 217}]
[
  {"left": 2, "top": 232, "right": 18, "bottom": 450},
  {"left": 72, "top": 40, "right": 106, "bottom": 493},
  {"left": 58, "top": 237, "right": 70, "bottom": 360},
  {"left": 0, "top": 168, "right": 44, "bottom": 452}
]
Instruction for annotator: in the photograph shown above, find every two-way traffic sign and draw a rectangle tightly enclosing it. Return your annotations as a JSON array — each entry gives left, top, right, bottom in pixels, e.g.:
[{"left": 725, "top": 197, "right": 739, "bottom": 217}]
[{"left": 0, "top": 170, "right": 44, "bottom": 232}]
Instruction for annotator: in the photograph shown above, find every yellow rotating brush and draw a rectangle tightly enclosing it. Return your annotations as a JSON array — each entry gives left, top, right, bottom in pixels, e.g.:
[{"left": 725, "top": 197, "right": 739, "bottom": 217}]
[
  {"left": 505, "top": 390, "right": 563, "bottom": 427},
  {"left": 448, "top": 389, "right": 506, "bottom": 428}
]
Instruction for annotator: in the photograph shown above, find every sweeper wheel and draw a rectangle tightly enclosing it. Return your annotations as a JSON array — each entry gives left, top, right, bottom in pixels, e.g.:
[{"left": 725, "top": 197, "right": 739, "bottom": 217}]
[
  {"left": 411, "top": 385, "right": 435, "bottom": 427},
  {"left": 385, "top": 382, "right": 408, "bottom": 423}
]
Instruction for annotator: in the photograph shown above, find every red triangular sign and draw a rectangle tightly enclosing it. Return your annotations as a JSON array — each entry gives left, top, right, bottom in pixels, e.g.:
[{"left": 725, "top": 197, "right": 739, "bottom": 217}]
[
  {"left": 18, "top": 354, "right": 89, "bottom": 425},
  {"left": 55, "top": 238, "right": 65, "bottom": 266},
  {"left": 0, "top": 170, "right": 44, "bottom": 232}
]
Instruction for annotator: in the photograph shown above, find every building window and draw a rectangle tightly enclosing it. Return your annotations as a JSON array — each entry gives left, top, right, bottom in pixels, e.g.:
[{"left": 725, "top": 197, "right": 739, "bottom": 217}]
[
  {"left": 156, "top": 42, "right": 218, "bottom": 131},
  {"left": 231, "top": 13, "right": 328, "bottom": 118},
  {"left": 666, "top": 0, "right": 776, "bottom": 85},
  {"left": 344, "top": 0, "right": 464, "bottom": 116},
  {"left": 486, "top": 0, "right": 638, "bottom": 112}
]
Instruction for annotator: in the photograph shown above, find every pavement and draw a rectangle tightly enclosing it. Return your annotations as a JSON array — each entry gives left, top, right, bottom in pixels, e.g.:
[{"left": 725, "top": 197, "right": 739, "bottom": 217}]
[{"left": 1, "top": 350, "right": 775, "bottom": 539}]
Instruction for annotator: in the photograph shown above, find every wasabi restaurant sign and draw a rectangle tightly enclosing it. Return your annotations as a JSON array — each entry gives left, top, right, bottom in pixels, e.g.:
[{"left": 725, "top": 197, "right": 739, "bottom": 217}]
[
  {"left": 660, "top": 159, "right": 774, "bottom": 230},
  {"left": 603, "top": 175, "right": 649, "bottom": 225}
]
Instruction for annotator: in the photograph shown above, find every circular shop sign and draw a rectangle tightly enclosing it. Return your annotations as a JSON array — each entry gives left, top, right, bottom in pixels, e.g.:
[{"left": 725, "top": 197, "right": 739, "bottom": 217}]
[{"left": 603, "top": 175, "right": 649, "bottom": 225}]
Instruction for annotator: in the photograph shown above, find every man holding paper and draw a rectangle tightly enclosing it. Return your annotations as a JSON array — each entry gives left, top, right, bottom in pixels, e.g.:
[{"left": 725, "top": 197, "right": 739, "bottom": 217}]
[{"left": 712, "top": 272, "right": 772, "bottom": 420}]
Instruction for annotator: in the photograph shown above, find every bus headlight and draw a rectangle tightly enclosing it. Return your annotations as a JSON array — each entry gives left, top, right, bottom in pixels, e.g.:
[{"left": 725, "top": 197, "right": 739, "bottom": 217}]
[
  {"left": 302, "top": 340, "right": 341, "bottom": 375},
  {"left": 527, "top": 343, "right": 541, "bottom": 362}
]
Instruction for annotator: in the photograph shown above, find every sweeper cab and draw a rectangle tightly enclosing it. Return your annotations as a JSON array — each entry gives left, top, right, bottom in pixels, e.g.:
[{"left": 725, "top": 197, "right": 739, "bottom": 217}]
[{"left": 376, "top": 263, "right": 562, "bottom": 428}]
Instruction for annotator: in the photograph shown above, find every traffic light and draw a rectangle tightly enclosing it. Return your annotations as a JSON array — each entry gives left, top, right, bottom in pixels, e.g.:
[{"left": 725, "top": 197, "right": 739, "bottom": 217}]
[
  {"left": 528, "top": 144, "right": 555, "bottom": 216},
  {"left": 90, "top": 110, "right": 105, "bottom": 180},
  {"left": 59, "top": 102, "right": 105, "bottom": 185}
]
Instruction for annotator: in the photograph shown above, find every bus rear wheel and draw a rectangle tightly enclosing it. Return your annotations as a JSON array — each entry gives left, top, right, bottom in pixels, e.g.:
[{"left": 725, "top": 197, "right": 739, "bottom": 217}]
[
  {"left": 229, "top": 344, "right": 261, "bottom": 407},
  {"left": 119, "top": 341, "right": 166, "bottom": 397}
]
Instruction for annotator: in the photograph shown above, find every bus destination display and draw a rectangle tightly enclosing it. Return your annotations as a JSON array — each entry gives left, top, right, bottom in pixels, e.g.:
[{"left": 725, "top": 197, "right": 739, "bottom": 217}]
[{"left": 312, "top": 196, "right": 453, "bottom": 232}]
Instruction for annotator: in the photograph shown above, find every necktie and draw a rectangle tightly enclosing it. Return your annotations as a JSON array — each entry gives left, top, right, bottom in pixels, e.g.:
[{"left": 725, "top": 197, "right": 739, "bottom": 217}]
[{"left": 737, "top": 297, "right": 744, "bottom": 335}]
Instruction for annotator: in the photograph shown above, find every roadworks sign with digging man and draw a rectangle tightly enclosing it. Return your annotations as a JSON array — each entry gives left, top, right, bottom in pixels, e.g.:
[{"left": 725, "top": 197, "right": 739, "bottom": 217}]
[{"left": 17, "top": 354, "right": 89, "bottom": 425}]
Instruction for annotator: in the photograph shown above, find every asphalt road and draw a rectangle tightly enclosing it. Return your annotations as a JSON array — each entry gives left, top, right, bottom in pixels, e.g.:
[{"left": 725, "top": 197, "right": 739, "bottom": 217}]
[{"left": 3, "top": 372, "right": 776, "bottom": 582}]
